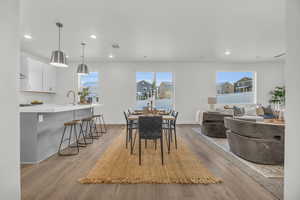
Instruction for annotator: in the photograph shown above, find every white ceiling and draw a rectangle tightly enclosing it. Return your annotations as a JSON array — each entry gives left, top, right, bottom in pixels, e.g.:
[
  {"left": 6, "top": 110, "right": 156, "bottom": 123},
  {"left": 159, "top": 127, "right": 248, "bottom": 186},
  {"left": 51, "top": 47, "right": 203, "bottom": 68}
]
[{"left": 20, "top": 0, "right": 285, "bottom": 62}]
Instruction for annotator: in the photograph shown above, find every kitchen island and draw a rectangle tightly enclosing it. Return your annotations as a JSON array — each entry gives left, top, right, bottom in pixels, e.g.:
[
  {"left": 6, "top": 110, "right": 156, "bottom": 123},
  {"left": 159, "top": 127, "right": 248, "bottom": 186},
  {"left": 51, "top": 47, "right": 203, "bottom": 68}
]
[{"left": 20, "top": 103, "right": 103, "bottom": 163}]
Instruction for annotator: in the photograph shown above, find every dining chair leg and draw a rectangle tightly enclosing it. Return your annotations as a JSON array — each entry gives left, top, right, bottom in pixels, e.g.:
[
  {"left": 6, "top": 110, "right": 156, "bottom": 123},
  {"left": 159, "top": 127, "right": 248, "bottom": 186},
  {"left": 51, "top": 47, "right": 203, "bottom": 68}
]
[
  {"left": 145, "top": 139, "right": 147, "bottom": 148},
  {"left": 125, "top": 125, "right": 129, "bottom": 148},
  {"left": 139, "top": 136, "right": 142, "bottom": 165},
  {"left": 130, "top": 128, "right": 133, "bottom": 154},
  {"left": 174, "top": 127, "right": 178, "bottom": 149},
  {"left": 168, "top": 128, "right": 171, "bottom": 154},
  {"left": 164, "top": 130, "right": 170, "bottom": 152},
  {"left": 160, "top": 136, "right": 164, "bottom": 165},
  {"left": 155, "top": 139, "right": 157, "bottom": 150}
]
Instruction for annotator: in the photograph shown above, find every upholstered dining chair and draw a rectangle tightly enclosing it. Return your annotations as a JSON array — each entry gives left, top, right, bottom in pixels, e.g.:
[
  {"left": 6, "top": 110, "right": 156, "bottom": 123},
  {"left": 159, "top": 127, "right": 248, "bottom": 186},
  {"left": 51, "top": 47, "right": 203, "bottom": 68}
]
[{"left": 138, "top": 116, "right": 164, "bottom": 165}]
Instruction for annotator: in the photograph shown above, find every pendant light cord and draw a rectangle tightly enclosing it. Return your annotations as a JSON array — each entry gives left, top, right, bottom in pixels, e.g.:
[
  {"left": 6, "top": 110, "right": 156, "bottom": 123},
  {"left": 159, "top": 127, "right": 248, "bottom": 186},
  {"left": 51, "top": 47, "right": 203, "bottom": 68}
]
[
  {"left": 56, "top": 22, "right": 63, "bottom": 51},
  {"left": 81, "top": 43, "right": 86, "bottom": 64},
  {"left": 58, "top": 26, "right": 61, "bottom": 50}
]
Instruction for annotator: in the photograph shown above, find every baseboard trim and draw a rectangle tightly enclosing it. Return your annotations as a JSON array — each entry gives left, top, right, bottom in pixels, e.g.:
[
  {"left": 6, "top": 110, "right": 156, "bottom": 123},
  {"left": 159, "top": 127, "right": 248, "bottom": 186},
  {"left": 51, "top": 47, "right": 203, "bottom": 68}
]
[{"left": 106, "top": 122, "right": 199, "bottom": 125}]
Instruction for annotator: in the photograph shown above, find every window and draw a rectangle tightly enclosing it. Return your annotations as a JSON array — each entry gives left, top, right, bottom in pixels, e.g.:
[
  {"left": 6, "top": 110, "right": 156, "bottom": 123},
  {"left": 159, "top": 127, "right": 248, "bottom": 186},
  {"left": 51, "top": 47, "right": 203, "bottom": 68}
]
[
  {"left": 78, "top": 72, "right": 99, "bottom": 97},
  {"left": 136, "top": 72, "right": 174, "bottom": 110},
  {"left": 216, "top": 72, "right": 255, "bottom": 104}
]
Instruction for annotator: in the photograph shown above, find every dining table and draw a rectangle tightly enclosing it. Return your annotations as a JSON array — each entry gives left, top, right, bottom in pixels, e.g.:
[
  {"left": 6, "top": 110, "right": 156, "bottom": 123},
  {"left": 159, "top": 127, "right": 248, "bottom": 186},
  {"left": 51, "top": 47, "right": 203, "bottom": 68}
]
[{"left": 127, "top": 113, "right": 176, "bottom": 154}]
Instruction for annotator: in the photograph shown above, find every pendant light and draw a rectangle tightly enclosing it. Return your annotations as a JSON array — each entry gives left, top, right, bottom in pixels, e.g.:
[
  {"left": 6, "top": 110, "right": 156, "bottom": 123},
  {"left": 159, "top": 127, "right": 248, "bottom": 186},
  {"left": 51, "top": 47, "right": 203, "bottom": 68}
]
[
  {"left": 50, "top": 22, "right": 68, "bottom": 67},
  {"left": 77, "top": 42, "right": 89, "bottom": 74}
]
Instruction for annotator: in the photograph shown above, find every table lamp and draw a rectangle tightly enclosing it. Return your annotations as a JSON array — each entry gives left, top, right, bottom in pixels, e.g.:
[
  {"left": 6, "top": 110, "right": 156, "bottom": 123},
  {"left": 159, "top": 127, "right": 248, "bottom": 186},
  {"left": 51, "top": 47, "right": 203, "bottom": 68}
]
[{"left": 208, "top": 97, "right": 217, "bottom": 111}]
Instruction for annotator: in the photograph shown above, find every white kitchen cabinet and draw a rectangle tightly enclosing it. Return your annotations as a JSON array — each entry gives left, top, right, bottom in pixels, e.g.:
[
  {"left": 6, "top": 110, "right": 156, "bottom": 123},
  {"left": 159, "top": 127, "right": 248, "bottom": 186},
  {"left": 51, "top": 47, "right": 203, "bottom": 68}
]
[
  {"left": 43, "top": 63, "right": 56, "bottom": 93},
  {"left": 20, "top": 54, "right": 56, "bottom": 93}
]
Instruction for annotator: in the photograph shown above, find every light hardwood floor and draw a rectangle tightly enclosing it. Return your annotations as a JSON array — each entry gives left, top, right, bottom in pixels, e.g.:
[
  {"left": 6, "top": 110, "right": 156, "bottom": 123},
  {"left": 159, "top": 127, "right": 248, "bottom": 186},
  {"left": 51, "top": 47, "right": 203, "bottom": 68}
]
[{"left": 21, "top": 125, "right": 279, "bottom": 200}]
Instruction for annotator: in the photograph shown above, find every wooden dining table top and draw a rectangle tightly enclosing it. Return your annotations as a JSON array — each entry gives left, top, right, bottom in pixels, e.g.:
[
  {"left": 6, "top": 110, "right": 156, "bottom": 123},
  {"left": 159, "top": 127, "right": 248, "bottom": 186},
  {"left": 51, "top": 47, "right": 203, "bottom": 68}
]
[{"left": 128, "top": 114, "right": 175, "bottom": 121}]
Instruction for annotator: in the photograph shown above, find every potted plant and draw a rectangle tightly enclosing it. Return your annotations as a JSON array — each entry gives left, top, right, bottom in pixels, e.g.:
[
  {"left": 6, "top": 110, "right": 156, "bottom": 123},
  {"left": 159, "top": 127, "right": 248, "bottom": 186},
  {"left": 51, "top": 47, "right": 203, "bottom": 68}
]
[
  {"left": 78, "top": 87, "right": 90, "bottom": 104},
  {"left": 269, "top": 86, "right": 285, "bottom": 105}
]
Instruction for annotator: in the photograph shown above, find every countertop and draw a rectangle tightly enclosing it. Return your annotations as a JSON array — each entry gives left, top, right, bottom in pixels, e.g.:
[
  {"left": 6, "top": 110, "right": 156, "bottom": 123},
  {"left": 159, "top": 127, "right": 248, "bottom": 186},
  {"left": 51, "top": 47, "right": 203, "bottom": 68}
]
[{"left": 19, "top": 103, "right": 103, "bottom": 113}]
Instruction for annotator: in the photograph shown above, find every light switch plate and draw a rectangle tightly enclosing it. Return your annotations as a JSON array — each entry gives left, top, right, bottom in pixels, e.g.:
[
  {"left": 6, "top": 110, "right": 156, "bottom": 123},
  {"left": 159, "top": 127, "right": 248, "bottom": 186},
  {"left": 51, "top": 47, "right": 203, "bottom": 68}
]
[{"left": 38, "top": 114, "right": 43, "bottom": 122}]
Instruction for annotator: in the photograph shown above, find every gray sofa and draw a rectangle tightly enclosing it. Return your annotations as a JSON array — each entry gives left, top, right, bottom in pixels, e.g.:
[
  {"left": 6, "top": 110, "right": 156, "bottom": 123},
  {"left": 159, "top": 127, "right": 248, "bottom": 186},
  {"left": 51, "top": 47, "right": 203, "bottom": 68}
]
[
  {"left": 224, "top": 117, "right": 284, "bottom": 165},
  {"left": 201, "top": 112, "right": 232, "bottom": 138}
]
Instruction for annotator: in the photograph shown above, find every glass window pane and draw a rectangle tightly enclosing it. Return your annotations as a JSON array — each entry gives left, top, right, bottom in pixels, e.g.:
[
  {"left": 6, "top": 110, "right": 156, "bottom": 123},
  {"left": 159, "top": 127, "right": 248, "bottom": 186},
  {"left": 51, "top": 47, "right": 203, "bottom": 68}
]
[
  {"left": 216, "top": 72, "right": 255, "bottom": 104},
  {"left": 136, "top": 72, "right": 154, "bottom": 109},
  {"left": 156, "top": 72, "right": 173, "bottom": 110},
  {"left": 136, "top": 72, "right": 174, "bottom": 110},
  {"left": 79, "top": 72, "right": 99, "bottom": 97}
]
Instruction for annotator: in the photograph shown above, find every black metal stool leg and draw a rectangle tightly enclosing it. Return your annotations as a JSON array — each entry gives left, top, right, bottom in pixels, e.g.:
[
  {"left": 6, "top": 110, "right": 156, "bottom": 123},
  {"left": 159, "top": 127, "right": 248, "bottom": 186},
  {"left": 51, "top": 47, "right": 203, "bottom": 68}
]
[
  {"left": 82, "top": 122, "right": 92, "bottom": 145},
  {"left": 58, "top": 126, "right": 67, "bottom": 155},
  {"left": 68, "top": 125, "right": 73, "bottom": 146},
  {"left": 100, "top": 115, "right": 107, "bottom": 133},
  {"left": 73, "top": 124, "right": 80, "bottom": 153},
  {"left": 84, "top": 120, "right": 93, "bottom": 143},
  {"left": 77, "top": 123, "right": 87, "bottom": 147},
  {"left": 58, "top": 122, "right": 80, "bottom": 156}
]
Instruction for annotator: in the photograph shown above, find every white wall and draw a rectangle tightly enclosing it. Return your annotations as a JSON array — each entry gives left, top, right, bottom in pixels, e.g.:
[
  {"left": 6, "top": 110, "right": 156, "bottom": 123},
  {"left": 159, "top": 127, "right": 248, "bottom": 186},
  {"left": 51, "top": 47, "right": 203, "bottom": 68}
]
[
  {"left": 285, "top": 0, "right": 300, "bottom": 199},
  {"left": 54, "top": 60, "right": 284, "bottom": 124},
  {"left": 0, "top": 0, "right": 20, "bottom": 199}
]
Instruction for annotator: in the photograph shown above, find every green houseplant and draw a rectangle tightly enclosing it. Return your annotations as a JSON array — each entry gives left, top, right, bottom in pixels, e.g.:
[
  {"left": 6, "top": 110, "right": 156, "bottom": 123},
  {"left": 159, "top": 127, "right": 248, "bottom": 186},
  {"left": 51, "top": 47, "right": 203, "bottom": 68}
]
[
  {"left": 78, "top": 87, "right": 90, "bottom": 104},
  {"left": 269, "top": 86, "right": 285, "bottom": 105}
]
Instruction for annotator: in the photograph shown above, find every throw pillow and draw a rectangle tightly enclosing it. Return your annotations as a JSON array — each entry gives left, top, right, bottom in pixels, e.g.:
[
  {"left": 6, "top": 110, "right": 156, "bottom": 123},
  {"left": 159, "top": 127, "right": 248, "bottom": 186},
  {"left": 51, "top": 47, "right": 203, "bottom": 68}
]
[{"left": 233, "top": 106, "right": 245, "bottom": 116}]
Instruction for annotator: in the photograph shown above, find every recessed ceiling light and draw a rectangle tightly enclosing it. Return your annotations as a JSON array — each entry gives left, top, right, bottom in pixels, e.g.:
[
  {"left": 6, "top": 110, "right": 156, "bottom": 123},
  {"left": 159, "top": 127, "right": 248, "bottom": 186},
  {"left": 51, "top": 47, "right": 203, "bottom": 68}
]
[
  {"left": 90, "top": 35, "right": 97, "bottom": 39},
  {"left": 108, "top": 54, "right": 114, "bottom": 58},
  {"left": 224, "top": 50, "right": 231, "bottom": 55},
  {"left": 24, "top": 34, "right": 32, "bottom": 39}
]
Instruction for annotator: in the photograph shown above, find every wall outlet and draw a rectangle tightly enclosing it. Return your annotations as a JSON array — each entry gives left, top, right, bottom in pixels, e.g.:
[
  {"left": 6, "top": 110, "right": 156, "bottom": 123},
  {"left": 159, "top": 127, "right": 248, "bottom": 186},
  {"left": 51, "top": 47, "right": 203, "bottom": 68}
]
[{"left": 38, "top": 114, "right": 43, "bottom": 122}]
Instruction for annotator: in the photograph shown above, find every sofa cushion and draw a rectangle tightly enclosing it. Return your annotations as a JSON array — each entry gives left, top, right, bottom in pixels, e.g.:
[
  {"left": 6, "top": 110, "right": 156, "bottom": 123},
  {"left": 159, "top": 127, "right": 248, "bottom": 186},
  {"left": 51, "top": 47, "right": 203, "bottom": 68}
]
[{"left": 233, "top": 106, "right": 245, "bottom": 116}]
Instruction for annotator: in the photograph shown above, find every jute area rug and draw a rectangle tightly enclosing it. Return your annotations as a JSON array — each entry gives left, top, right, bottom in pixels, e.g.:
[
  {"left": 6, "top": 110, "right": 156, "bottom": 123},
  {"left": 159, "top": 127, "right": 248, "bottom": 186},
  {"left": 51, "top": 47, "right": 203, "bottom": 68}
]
[{"left": 79, "top": 132, "right": 222, "bottom": 184}]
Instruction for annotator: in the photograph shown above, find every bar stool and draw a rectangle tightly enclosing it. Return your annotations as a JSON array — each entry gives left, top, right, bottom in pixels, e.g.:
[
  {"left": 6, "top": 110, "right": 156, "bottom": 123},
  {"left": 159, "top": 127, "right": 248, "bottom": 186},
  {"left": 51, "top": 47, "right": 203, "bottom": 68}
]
[
  {"left": 93, "top": 114, "right": 107, "bottom": 134},
  {"left": 81, "top": 117, "right": 96, "bottom": 143},
  {"left": 58, "top": 120, "right": 81, "bottom": 156}
]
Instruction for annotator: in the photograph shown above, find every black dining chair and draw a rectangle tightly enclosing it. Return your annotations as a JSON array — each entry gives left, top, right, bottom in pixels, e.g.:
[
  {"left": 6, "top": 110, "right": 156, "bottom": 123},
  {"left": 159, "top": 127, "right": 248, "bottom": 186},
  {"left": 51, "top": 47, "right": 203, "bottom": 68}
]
[
  {"left": 163, "top": 111, "right": 179, "bottom": 152},
  {"left": 124, "top": 111, "right": 138, "bottom": 148},
  {"left": 138, "top": 116, "right": 164, "bottom": 165}
]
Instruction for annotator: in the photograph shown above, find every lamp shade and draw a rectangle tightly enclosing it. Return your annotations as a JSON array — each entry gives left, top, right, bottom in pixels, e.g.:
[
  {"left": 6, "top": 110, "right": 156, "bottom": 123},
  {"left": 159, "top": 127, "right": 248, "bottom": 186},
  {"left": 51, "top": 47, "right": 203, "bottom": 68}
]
[
  {"left": 208, "top": 97, "right": 217, "bottom": 104},
  {"left": 77, "top": 63, "right": 89, "bottom": 74},
  {"left": 50, "top": 50, "right": 68, "bottom": 67}
]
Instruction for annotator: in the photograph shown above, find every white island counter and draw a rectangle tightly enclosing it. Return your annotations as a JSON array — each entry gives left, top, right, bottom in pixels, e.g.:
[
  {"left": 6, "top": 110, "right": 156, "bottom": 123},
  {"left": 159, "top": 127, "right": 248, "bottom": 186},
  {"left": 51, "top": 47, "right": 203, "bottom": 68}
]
[
  {"left": 20, "top": 103, "right": 103, "bottom": 164},
  {"left": 20, "top": 103, "right": 103, "bottom": 113}
]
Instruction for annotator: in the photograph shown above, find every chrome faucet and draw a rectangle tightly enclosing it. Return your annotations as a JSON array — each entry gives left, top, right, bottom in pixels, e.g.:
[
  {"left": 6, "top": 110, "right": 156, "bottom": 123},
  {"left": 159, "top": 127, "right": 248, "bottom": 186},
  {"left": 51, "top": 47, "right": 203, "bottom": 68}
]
[{"left": 67, "top": 90, "right": 76, "bottom": 105}]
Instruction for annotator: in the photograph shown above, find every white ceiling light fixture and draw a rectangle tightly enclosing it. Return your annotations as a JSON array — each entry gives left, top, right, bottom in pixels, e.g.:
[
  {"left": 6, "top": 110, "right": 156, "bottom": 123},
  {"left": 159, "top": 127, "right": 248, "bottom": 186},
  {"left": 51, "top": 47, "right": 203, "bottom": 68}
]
[
  {"left": 24, "top": 34, "right": 32, "bottom": 39},
  {"left": 77, "top": 42, "right": 89, "bottom": 75},
  {"left": 108, "top": 54, "right": 114, "bottom": 59},
  {"left": 90, "top": 34, "right": 97, "bottom": 39},
  {"left": 50, "top": 22, "right": 68, "bottom": 67},
  {"left": 224, "top": 50, "right": 231, "bottom": 55}
]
